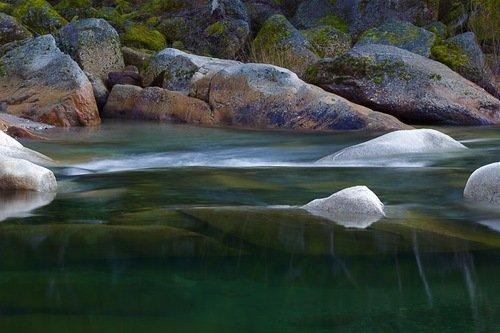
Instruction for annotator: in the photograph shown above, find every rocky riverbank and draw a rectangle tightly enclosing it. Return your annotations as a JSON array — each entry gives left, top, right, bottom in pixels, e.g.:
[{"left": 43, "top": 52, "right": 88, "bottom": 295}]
[{"left": 0, "top": 0, "right": 497, "bottom": 132}]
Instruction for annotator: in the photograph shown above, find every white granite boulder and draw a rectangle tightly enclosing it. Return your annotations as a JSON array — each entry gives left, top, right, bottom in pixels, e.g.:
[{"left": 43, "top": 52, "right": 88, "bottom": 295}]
[
  {"left": 464, "top": 162, "right": 500, "bottom": 205},
  {"left": 0, "top": 156, "right": 57, "bottom": 192},
  {"left": 0, "top": 131, "right": 54, "bottom": 165},
  {"left": 303, "top": 186, "right": 385, "bottom": 228},
  {"left": 317, "top": 129, "right": 466, "bottom": 163}
]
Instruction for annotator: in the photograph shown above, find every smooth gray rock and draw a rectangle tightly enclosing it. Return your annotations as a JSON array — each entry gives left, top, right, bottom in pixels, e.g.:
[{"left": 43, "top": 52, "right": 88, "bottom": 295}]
[
  {"left": 317, "top": 129, "right": 467, "bottom": 163},
  {"left": 0, "top": 131, "right": 53, "bottom": 165},
  {"left": 464, "top": 162, "right": 500, "bottom": 205},
  {"left": 356, "top": 20, "right": 436, "bottom": 57},
  {"left": 306, "top": 44, "right": 500, "bottom": 126},
  {"left": 0, "top": 13, "right": 32, "bottom": 45},
  {"left": 56, "top": 18, "right": 124, "bottom": 79},
  {"left": 0, "top": 156, "right": 57, "bottom": 192},
  {"left": 303, "top": 186, "right": 385, "bottom": 228},
  {"left": 0, "top": 35, "right": 100, "bottom": 126},
  {"left": 143, "top": 48, "right": 240, "bottom": 94},
  {"left": 204, "top": 63, "right": 408, "bottom": 131}
]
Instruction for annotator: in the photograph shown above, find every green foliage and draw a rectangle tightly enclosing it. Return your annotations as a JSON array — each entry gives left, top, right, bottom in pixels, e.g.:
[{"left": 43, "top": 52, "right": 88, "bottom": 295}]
[
  {"left": 12, "top": 0, "right": 67, "bottom": 34},
  {"left": 121, "top": 23, "right": 166, "bottom": 51},
  {"left": 318, "top": 14, "right": 348, "bottom": 33}
]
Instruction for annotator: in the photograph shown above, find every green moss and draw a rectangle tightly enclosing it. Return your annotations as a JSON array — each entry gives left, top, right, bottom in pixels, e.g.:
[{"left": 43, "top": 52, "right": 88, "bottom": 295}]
[
  {"left": 429, "top": 73, "right": 442, "bottom": 81},
  {"left": 0, "top": 61, "right": 5, "bottom": 77},
  {"left": 318, "top": 14, "right": 348, "bottom": 33},
  {"left": 122, "top": 23, "right": 166, "bottom": 51},
  {"left": 138, "top": 0, "right": 185, "bottom": 16},
  {"left": 252, "top": 14, "right": 293, "bottom": 53},
  {"left": 431, "top": 41, "right": 468, "bottom": 68},
  {"left": 0, "top": 2, "right": 13, "bottom": 14},
  {"left": 302, "top": 26, "right": 351, "bottom": 58},
  {"left": 12, "top": 0, "right": 67, "bottom": 35},
  {"left": 171, "top": 40, "right": 184, "bottom": 50},
  {"left": 308, "top": 54, "right": 413, "bottom": 85},
  {"left": 360, "top": 24, "right": 421, "bottom": 46},
  {"left": 205, "top": 21, "right": 226, "bottom": 35}
]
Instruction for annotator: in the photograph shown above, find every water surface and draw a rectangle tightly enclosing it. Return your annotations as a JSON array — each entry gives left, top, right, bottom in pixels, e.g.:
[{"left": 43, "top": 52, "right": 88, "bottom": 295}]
[{"left": 1, "top": 121, "right": 499, "bottom": 332}]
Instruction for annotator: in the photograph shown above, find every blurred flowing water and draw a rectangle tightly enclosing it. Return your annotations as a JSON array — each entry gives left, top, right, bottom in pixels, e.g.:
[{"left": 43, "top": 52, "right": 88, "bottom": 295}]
[{"left": 0, "top": 121, "right": 499, "bottom": 332}]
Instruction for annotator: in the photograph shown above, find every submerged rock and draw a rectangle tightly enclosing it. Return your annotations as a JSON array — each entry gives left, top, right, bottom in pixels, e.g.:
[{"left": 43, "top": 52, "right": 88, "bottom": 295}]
[
  {"left": 0, "top": 35, "right": 100, "bottom": 127},
  {"left": 356, "top": 20, "right": 436, "bottom": 57},
  {"left": 303, "top": 186, "right": 385, "bottom": 228},
  {"left": 56, "top": 18, "right": 125, "bottom": 79},
  {"left": 252, "top": 14, "right": 318, "bottom": 76},
  {"left": 306, "top": 44, "right": 500, "bottom": 126},
  {"left": 317, "top": 129, "right": 467, "bottom": 163},
  {"left": 204, "top": 63, "right": 408, "bottom": 131},
  {"left": 0, "top": 12, "right": 32, "bottom": 45},
  {"left": 102, "top": 84, "right": 215, "bottom": 125},
  {"left": 464, "top": 163, "right": 500, "bottom": 205},
  {"left": 0, "top": 156, "right": 57, "bottom": 192}
]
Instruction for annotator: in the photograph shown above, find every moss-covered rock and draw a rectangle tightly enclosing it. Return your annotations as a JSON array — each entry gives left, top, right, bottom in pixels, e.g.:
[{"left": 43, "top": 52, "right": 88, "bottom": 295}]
[
  {"left": 306, "top": 44, "right": 500, "bottom": 126},
  {"left": 11, "top": 0, "right": 67, "bottom": 35},
  {"left": 356, "top": 20, "right": 436, "bottom": 57},
  {"left": 431, "top": 31, "right": 497, "bottom": 97},
  {"left": 121, "top": 23, "right": 166, "bottom": 51},
  {"left": 54, "top": 0, "right": 93, "bottom": 21},
  {"left": 0, "top": 1, "right": 13, "bottom": 14},
  {"left": 205, "top": 19, "right": 249, "bottom": 59},
  {"left": 425, "top": 21, "right": 447, "bottom": 39},
  {"left": 0, "top": 12, "right": 32, "bottom": 46},
  {"left": 252, "top": 14, "right": 318, "bottom": 76},
  {"left": 301, "top": 25, "right": 351, "bottom": 58}
]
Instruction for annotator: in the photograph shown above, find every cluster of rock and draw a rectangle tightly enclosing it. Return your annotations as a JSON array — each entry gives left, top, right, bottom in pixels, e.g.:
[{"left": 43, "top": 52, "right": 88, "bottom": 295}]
[
  {"left": 304, "top": 129, "right": 499, "bottom": 228},
  {"left": 0, "top": 1, "right": 497, "bottom": 132}
]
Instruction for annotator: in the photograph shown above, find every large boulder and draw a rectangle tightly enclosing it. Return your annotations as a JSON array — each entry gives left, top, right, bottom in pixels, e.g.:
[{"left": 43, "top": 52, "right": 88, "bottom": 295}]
[
  {"left": 464, "top": 163, "right": 500, "bottom": 205},
  {"left": 143, "top": 48, "right": 240, "bottom": 94},
  {"left": 0, "top": 35, "right": 100, "bottom": 127},
  {"left": 0, "top": 13, "right": 32, "bottom": 46},
  {"left": 306, "top": 44, "right": 500, "bottom": 126},
  {"left": 202, "top": 63, "right": 408, "bottom": 131},
  {"left": 102, "top": 84, "right": 215, "bottom": 125},
  {"left": 356, "top": 20, "right": 436, "bottom": 57},
  {"left": 0, "top": 131, "right": 53, "bottom": 165},
  {"left": 301, "top": 25, "right": 351, "bottom": 58},
  {"left": 303, "top": 186, "right": 385, "bottom": 228},
  {"left": 317, "top": 129, "right": 467, "bottom": 164},
  {"left": 56, "top": 18, "right": 125, "bottom": 79},
  {"left": 252, "top": 14, "right": 318, "bottom": 76},
  {"left": 431, "top": 32, "right": 498, "bottom": 97},
  {"left": 11, "top": 0, "right": 67, "bottom": 35},
  {"left": 294, "top": 0, "right": 438, "bottom": 35},
  {"left": 0, "top": 156, "right": 57, "bottom": 192}
]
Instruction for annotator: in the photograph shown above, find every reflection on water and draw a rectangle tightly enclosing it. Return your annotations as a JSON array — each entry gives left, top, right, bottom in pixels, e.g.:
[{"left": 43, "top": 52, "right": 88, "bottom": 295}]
[
  {"left": 0, "top": 121, "right": 498, "bottom": 332},
  {"left": 0, "top": 191, "right": 55, "bottom": 222}
]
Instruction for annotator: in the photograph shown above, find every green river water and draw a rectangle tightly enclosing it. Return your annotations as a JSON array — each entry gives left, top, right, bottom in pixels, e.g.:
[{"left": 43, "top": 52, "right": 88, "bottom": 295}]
[{"left": 0, "top": 121, "right": 499, "bottom": 332}]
